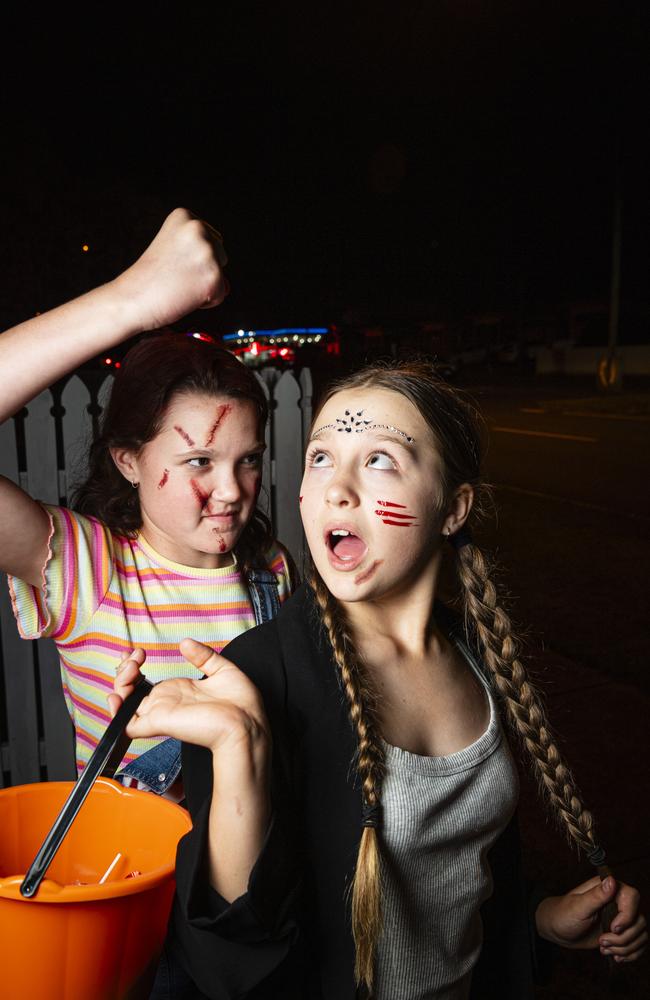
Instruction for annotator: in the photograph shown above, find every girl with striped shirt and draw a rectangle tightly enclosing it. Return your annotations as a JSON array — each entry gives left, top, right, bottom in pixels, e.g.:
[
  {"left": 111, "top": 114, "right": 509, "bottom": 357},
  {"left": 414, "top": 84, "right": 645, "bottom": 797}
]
[{"left": 0, "top": 208, "right": 295, "bottom": 792}]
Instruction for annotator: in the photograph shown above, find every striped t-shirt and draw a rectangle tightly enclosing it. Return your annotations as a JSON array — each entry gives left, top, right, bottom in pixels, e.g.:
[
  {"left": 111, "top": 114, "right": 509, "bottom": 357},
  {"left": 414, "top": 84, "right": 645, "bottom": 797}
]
[{"left": 8, "top": 504, "right": 293, "bottom": 774}]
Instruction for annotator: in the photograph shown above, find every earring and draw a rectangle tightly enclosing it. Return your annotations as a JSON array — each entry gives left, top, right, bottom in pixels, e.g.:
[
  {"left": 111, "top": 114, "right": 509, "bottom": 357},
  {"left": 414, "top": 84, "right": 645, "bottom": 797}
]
[{"left": 130, "top": 480, "right": 139, "bottom": 489}]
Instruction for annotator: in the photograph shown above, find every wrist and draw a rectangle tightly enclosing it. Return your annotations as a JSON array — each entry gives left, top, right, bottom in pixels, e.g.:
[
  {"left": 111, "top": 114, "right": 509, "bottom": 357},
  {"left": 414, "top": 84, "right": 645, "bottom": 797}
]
[
  {"left": 535, "top": 896, "right": 563, "bottom": 944},
  {"left": 211, "top": 726, "right": 271, "bottom": 789}
]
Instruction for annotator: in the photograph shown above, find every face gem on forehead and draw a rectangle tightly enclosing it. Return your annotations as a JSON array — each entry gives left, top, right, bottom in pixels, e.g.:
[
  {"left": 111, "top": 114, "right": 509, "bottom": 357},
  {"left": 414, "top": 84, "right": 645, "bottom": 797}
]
[
  {"left": 311, "top": 410, "right": 414, "bottom": 443},
  {"left": 336, "top": 409, "right": 373, "bottom": 434}
]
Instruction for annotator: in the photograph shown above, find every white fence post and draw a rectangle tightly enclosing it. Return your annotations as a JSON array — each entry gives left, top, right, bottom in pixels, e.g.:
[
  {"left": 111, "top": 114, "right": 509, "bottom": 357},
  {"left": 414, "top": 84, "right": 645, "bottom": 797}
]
[{"left": 273, "top": 371, "right": 305, "bottom": 563}]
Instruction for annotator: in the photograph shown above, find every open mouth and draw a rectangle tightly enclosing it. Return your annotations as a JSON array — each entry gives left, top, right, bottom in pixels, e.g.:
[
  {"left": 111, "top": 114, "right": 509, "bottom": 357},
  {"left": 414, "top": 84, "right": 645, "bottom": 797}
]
[{"left": 326, "top": 528, "right": 368, "bottom": 570}]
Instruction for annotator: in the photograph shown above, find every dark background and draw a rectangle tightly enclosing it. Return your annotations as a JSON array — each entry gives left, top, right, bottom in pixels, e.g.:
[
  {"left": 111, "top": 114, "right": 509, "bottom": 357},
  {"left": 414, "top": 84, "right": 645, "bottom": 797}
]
[
  {"left": 1, "top": 2, "right": 648, "bottom": 337},
  {"left": 2, "top": 4, "right": 649, "bottom": 996}
]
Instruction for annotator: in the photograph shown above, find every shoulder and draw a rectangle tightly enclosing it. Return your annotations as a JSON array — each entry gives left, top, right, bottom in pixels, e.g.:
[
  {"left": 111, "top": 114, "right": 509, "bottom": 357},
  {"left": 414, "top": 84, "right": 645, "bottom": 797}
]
[
  {"left": 44, "top": 503, "right": 117, "bottom": 559},
  {"left": 222, "top": 584, "right": 327, "bottom": 702},
  {"left": 263, "top": 540, "right": 300, "bottom": 597}
]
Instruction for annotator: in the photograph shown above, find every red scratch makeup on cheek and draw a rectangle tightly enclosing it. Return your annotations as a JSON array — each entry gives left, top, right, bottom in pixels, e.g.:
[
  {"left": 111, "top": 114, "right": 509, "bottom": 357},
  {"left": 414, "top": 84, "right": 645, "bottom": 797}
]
[
  {"left": 212, "top": 528, "right": 227, "bottom": 552},
  {"left": 174, "top": 425, "right": 195, "bottom": 447},
  {"left": 205, "top": 404, "right": 232, "bottom": 447},
  {"left": 354, "top": 560, "right": 383, "bottom": 585},
  {"left": 157, "top": 469, "right": 169, "bottom": 490},
  {"left": 190, "top": 478, "right": 209, "bottom": 507},
  {"left": 375, "top": 501, "right": 417, "bottom": 526}
]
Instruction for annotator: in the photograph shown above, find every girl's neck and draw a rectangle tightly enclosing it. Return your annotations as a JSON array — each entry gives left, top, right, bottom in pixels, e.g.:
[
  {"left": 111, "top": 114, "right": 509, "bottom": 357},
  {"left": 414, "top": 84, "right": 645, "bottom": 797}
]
[{"left": 341, "top": 564, "right": 442, "bottom": 661}]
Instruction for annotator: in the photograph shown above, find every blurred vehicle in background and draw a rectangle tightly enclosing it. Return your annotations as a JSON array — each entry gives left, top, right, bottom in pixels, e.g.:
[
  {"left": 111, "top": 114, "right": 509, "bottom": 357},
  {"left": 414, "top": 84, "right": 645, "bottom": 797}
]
[{"left": 221, "top": 326, "right": 341, "bottom": 369}]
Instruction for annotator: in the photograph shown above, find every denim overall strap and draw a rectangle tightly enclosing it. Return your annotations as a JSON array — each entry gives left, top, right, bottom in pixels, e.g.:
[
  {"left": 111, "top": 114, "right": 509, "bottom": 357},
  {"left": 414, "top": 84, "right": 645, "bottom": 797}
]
[
  {"left": 247, "top": 568, "right": 281, "bottom": 624},
  {"left": 118, "top": 569, "right": 281, "bottom": 793}
]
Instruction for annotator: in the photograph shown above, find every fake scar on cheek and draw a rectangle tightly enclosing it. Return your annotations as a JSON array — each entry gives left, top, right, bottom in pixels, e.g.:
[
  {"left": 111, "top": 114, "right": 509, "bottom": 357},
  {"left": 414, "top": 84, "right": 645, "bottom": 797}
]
[
  {"left": 375, "top": 499, "right": 418, "bottom": 527},
  {"left": 157, "top": 469, "right": 170, "bottom": 490},
  {"left": 190, "top": 478, "right": 210, "bottom": 508},
  {"left": 212, "top": 528, "right": 227, "bottom": 553},
  {"left": 205, "top": 404, "right": 232, "bottom": 447}
]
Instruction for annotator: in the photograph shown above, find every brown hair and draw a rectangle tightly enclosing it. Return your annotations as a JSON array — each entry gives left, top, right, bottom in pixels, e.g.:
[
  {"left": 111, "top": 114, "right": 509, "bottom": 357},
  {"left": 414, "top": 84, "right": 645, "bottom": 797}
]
[
  {"left": 308, "top": 360, "right": 602, "bottom": 990},
  {"left": 72, "top": 332, "right": 274, "bottom": 574}
]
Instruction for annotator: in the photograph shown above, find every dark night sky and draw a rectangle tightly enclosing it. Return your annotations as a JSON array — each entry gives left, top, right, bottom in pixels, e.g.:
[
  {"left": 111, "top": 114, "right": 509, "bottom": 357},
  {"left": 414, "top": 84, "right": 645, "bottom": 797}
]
[{"left": 1, "top": 2, "right": 648, "bottom": 334}]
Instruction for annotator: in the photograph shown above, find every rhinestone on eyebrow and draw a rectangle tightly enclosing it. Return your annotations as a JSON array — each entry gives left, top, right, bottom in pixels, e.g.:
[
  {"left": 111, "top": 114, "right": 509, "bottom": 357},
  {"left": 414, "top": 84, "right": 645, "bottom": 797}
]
[{"left": 368, "top": 423, "right": 415, "bottom": 444}]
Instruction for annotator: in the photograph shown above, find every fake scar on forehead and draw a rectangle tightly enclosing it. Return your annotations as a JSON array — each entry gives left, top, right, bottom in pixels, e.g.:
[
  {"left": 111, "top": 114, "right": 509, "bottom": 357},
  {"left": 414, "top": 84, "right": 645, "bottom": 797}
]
[
  {"left": 376, "top": 499, "right": 418, "bottom": 527},
  {"left": 205, "top": 404, "right": 232, "bottom": 447},
  {"left": 312, "top": 409, "right": 415, "bottom": 443},
  {"left": 174, "top": 425, "right": 195, "bottom": 447}
]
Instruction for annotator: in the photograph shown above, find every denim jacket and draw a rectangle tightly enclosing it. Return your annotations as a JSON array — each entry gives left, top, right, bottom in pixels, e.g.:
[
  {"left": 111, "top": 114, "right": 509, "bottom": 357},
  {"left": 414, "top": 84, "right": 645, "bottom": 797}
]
[{"left": 116, "top": 568, "right": 282, "bottom": 795}]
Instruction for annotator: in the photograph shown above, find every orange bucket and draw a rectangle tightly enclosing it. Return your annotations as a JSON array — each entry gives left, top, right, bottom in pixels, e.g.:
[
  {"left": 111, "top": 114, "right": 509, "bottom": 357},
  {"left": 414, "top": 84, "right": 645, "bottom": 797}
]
[{"left": 0, "top": 777, "right": 192, "bottom": 1000}]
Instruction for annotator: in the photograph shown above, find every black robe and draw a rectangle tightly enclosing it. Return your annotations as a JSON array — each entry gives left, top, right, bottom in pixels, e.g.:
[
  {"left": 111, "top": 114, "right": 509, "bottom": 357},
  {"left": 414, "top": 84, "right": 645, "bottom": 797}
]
[{"left": 169, "top": 584, "right": 542, "bottom": 999}]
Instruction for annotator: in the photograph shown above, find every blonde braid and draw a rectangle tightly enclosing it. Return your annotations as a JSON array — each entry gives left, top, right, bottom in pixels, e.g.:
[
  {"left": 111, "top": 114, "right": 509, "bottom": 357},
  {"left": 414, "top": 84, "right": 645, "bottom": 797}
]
[
  {"left": 309, "top": 572, "right": 385, "bottom": 992},
  {"left": 455, "top": 541, "right": 599, "bottom": 856}
]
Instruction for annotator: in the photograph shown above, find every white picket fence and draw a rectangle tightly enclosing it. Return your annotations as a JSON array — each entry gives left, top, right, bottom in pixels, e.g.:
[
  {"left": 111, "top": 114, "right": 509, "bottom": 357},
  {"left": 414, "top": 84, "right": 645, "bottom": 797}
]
[{"left": 0, "top": 367, "right": 312, "bottom": 788}]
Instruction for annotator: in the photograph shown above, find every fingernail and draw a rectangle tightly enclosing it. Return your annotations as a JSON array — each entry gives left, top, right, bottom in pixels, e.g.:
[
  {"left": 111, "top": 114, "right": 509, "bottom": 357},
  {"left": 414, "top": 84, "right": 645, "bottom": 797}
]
[
  {"left": 603, "top": 877, "right": 614, "bottom": 892},
  {"left": 602, "top": 941, "right": 611, "bottom": 948},
  {"left": 614, "top": 956, "right": 624, "bottom": 963},
  {"left": 612, "top": 925, "right": 622, "bottom": 933}
]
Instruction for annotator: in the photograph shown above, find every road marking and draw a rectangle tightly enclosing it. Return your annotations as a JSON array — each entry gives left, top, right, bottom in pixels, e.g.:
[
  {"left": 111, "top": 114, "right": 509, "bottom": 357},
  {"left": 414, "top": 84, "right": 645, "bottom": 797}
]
[
  {"left": 520, "top": 407, "right": 545, "bottom": 414},
  {"left": 491, "top": 425, "right": 598, "bottom": 443},
  {"left": 495, "top": 483, "right": 650, "bottom": 523},
  {"left": 561, "top": 409, "right": 650, "bottom": 423}
]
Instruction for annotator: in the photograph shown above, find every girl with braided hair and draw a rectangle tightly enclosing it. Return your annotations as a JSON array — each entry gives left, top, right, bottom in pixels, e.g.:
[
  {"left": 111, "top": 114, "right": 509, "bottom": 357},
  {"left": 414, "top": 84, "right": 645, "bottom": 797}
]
[{"left": 113, "top": 360, "right": 646, "bottom": 999}]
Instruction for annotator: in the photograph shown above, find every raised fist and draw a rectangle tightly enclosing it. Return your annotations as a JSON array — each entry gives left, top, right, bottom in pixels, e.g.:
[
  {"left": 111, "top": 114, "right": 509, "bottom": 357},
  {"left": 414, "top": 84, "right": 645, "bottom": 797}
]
[{"left": 113, "top": 208, "right": 230, "bottom": 333}]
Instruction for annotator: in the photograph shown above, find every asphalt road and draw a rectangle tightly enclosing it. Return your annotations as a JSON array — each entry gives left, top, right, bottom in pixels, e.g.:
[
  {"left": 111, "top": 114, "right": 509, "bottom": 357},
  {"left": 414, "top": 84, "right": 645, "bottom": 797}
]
[
  {"left": 461, "top": 377, "right": 650, "bottom": 999},
  {"left": 471, "top": 380, "right": 650, "bottom": 686}
]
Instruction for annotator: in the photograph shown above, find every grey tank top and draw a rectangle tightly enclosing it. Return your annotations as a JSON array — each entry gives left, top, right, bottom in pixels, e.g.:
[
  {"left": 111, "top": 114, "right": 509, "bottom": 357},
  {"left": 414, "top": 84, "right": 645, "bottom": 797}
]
[{"left": 374, "top": 640, "right": 519, "bottom": 1000}]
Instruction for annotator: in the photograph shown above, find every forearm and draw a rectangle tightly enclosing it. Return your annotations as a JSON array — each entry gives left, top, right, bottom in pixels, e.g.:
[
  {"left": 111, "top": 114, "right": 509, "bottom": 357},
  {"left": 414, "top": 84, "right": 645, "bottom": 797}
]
[
  {"left": 0, "top": 278, "right": 141, "bottom": 423},
  {"left": 207, "top": 736, "right": 272, "bottom": 903}
]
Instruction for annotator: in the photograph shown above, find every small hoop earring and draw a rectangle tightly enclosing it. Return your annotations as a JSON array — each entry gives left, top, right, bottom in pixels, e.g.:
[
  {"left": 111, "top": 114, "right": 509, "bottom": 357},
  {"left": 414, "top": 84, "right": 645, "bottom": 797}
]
[{"left": 131, "top": 480, "right": 139, "bottom": 489}]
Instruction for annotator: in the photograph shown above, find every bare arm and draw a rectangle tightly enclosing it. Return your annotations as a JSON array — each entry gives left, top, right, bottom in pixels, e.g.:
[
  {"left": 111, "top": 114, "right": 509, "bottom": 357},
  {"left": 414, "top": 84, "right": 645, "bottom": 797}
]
[
  {"left": 0, "top": 208, "right": 227, "bottom": 583},
  {"left": 110, "top": 640, "right": 271, "bottom": 901},
  {"left": 0, "top": 207, "right": 227, "bottom": 424}
]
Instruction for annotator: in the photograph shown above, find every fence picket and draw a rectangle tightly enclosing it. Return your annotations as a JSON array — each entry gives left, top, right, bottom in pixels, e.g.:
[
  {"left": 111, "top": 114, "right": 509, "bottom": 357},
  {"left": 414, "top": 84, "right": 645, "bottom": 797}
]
[
  {"left": 61, "top": 375, "right": 93, "bottom": 500},
  {"left": 273, "top": 371, "right": 305, "bottom": 561}
]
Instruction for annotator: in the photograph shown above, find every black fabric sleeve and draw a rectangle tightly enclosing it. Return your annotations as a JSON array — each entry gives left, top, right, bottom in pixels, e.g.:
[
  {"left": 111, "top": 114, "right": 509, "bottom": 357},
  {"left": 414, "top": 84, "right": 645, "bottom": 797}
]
[{"left": 168, "top": 623, "right": 304, "bottom": 999}]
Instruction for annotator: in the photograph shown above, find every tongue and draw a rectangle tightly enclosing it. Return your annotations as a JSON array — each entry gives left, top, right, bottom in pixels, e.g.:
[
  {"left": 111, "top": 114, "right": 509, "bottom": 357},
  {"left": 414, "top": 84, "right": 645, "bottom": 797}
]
[{"left": 333, "top": 535, "right": 366, "bottom": 560}]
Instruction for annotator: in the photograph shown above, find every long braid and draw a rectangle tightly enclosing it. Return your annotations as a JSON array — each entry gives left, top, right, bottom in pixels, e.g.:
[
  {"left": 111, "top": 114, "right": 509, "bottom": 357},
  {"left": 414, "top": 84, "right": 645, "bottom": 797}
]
[
  {"left": 309, "top": 570, "right": 385, "bottom": 992},
  {"left": 454, "top": 541, "right": 598, "bottom": 856}
]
